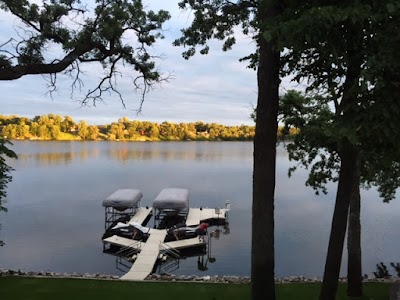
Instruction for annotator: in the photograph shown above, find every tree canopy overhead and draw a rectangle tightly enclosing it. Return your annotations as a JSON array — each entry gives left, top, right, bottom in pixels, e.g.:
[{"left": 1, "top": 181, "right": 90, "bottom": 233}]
[{"left": 0, "top": 0, "right": 170, "bottom": 107}]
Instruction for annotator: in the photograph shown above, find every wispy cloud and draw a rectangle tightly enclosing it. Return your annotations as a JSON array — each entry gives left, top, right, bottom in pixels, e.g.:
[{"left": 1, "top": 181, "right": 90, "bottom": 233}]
[{"left": 0, "top": 1, "right": 296, "bottom": 126}]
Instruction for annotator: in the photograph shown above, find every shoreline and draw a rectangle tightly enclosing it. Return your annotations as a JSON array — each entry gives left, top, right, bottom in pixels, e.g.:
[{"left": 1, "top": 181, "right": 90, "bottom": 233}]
[{"left": 1, "top": 269, "right": 398, "bottom": 284}]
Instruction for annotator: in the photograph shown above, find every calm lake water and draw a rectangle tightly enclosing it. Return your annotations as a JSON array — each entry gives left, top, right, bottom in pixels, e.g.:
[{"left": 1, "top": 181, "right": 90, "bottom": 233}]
[{"left": 0, "top": 141, "right": 399, "bottom": 277}]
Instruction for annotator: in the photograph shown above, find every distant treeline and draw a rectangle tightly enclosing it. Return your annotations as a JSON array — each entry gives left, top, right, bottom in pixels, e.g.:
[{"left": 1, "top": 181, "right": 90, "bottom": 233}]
[{"left": 0, "top": 115, "right": 297, "bottom": 141}]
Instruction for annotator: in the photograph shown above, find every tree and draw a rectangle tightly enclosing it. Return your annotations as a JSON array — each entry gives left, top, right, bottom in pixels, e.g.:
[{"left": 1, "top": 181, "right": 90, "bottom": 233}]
[
  {"left": 279, "top": 90, "right": 361, "bottom": 294},
  {"left": 0, "top": 0, "right": 170, "bottom": 107},
  {"left": 38, "top": 124, "right": 51, "bottom": 139},
  {"left": 272, "top": 2, "right": 400, "bottom": 297},
  {"left": 50, "top": 125, "right": 61, "bottom": 139},
  {"left": 87, "top": 125, "right": 99, "bottom": 140},
  {"left": 0, "top": 138, "right": 17, "bottom": 246},
  {"left": 60, "top": 116, "right": 76, "bottom": 133},
  {"left": 174, "top": 1, "right": 281, "bottom": 298},
  {"left": 78, "top": 120, "right": 88, "bottom": 140},
  {"left": 16, "top": 122, "right": 30, "bottom": 138},
  {"left": 147, "top": 123, "right": 160, "bottom": 139},
  {"left": 108, "top": 122, "right": 125, "bottom": 140}
]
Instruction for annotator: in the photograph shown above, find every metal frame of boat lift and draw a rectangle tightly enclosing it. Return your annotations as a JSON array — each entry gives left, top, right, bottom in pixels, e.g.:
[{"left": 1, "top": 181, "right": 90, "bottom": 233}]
[{"left": 102, "top": 189, "right": 143, "bottom": 231}]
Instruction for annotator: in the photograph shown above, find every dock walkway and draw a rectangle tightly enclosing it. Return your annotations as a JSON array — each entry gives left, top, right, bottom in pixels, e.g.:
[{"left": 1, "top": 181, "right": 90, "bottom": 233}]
[
  {"left": 103, "top": 235, "right": 142, "bottom": 249},
  {"left": 186, "top": 208, "right": 229, "bottom": 226},
  {"left": 164, "top": 237, "right": 205, "bottom": 249},
  {"left": 128, "top": 207, "right": 152, "bottom": 225},
  {"left": 120, "top": 229, "right": 167, "bottom": 281}
]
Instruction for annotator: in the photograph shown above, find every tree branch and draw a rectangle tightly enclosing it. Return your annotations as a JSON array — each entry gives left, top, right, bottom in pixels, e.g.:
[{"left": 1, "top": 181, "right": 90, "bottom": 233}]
[{"left": 0, "top": 44, "right": 93, "bottom": 80}]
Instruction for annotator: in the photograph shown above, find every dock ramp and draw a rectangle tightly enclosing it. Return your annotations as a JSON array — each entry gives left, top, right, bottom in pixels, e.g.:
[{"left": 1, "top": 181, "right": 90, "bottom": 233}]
[
  {"left": 120, "top": 229, "right": 167, "bottom": 281},
  {"left": 128, "top": 207, "right": 152, "bottom": 225}
]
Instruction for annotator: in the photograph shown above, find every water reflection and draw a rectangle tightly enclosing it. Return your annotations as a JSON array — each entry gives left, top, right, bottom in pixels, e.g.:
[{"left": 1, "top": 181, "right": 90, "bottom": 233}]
[
  {"left": 107, "top": 142, "right": 253, "bottom": 163},
  {"left": 10, "top": 141, "right": 253, "bottom": 166},
  {"left": 15, "top": 148, "right": 100, "bottom": 167}
]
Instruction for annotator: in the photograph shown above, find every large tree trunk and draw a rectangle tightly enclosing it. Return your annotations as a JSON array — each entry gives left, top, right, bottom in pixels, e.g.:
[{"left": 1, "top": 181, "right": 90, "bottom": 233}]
[
  {"left": 319, "top": 140, "right": 358, "bottom": 300},
  {"left": 347, "top": 156, "right": 362, "bottom": 297},
  {"left": 251, "top": 2, "right": 280, "bottom": 299},
  {"left": 319, "top": 21, "right": 363, "bottom": 299}
]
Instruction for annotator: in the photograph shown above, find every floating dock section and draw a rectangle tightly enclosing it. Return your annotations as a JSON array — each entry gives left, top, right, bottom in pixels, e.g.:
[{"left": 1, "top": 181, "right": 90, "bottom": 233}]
[
  {"left": 128, "top": 207, "right": 152, "bottom": 225},
  {"left": 186, "top": 208, "right": 229, "bottom": 226},
  {"left": 120, "top": 229, "right": 167, "bottom": 280}
]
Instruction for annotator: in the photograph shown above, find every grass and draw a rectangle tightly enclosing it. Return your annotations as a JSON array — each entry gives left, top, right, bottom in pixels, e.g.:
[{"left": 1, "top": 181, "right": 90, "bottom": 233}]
[{"left": 0, "top": 277, "right": 390, "bottom": 300}]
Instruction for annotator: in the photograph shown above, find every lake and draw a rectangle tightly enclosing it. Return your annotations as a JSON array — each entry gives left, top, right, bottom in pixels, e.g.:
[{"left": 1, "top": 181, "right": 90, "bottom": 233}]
[{"left": 0, "top": 141, "right": 399, "bottom": 278}]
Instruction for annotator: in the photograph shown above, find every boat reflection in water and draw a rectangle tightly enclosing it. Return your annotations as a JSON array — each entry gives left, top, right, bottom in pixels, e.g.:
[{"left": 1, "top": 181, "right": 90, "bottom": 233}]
[{"left": 101, "top": 188, "right": 230, "bottom": 279}]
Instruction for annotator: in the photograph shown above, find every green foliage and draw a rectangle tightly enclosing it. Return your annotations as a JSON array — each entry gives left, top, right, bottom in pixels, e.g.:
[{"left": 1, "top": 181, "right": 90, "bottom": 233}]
[
  {"left": 391, "top": 263, "right": 400, "bottom": 277},
  {"left": 280, "top": 88, "right": 400, "bottom": 202},
  {"left": 0, "top": 138, "right": 17, "bottom": 246},
  {"left": 0, "top": 114, "right": 258, "bottom": 142},
  {"left": 279, "top": 90, "right": 340, "bottom": 195},
  {"left": 373, "top": 262, "right": 392, "bottom": 279},
  {"left": 77, "top": 120, "right": 88, "bottom": 140},
  {"left": 274, "top": 0, "right": 400, "bottom": 202},
  {"left": 173, "top": 0, "right": 257, "bottom": 67}
]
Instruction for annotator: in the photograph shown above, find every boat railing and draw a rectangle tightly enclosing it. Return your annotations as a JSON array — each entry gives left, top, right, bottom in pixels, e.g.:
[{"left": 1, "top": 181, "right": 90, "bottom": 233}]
[
  {"left": 159, "top": 242, "right": 180, "bottom": 259},
  {"left": 116, "top": 240, "right": 142, "bottom": 258}
]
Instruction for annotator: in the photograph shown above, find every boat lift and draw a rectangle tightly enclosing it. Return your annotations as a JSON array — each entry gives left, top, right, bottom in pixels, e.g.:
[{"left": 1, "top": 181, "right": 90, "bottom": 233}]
[{"left": 102, "top": 189, "right": 143, "bottom": 230}]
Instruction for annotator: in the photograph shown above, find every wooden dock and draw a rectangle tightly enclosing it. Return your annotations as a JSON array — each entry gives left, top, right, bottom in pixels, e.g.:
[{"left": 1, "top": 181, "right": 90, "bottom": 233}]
[
  {"left": 186, "top": 208, "right": 229, "bottom": 226},
  {"left": 128, "top": 207, "right": 152, "bottom": 225},
  {"left": 103, "top": 235, "right": 142, "bottom": 249},
  {"left": 120, "top": 229, "right": 167, "bottom": 281},
  {"left": 164, "top": 237, "right": 205, "bottom": 249},
  {"left": 103, "top": 204, "right": 229, "bottom": 280}
]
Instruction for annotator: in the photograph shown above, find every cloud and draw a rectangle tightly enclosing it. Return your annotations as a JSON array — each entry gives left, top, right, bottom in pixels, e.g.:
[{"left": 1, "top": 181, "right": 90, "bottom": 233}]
[{"left": 0, "top": 1, "right": 297, "bottom": 126}]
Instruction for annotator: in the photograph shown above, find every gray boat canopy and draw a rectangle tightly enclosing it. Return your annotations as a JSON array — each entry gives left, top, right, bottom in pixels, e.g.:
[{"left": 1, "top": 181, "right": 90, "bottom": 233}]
[
  {"left": 153, "top": 188, "right": 189, "bottom": 210},
  {"left": 102, "top": 189, "right": 143, "bottom": 210}
]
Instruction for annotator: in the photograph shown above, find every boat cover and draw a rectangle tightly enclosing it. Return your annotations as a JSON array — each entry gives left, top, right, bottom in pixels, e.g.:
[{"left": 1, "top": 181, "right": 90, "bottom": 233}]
[
  {"left": 153, "top": 188, "right": 189, "bottom": 210},
  {"left": 102, "top": 189, "right": 143, "bottom": 209},
  {"left": 111, "top": 222, "right": 150, "bottom": 234}
]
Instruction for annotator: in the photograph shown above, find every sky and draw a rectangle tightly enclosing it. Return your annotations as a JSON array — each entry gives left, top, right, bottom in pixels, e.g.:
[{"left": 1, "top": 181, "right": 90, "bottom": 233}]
[{"left": 0, "top": 1, "right": 302, "bottom": 126}]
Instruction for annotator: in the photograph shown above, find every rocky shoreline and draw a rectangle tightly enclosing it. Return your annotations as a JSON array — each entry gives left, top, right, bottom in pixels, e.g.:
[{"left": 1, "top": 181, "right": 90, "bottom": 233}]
[{"left": 1, "top": 269, "right": 398, "bottom": 284}]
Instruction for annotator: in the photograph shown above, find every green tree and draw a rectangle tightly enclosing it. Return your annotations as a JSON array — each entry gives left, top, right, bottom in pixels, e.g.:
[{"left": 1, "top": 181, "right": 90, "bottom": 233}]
[
  {"left": 87, "top": 126, "right": 99, "bottom": 140},
  {"left": 108, "top": 123, "right": 125, "bottom": 140},
  {"left": 60, "top": 116, "right": 76, "bottom": 133},
  {"left": 0, "top": 0, "right": 170, "bottom": 106},
  {"left": 30, "top": 122, "right": 39, "bottom": 137},
  {"left": 16, "top": 122, "right": 30, "bottom": 138},
  {"left": 175, "top": 1, "right": 281, "bottom": 298},
  {"left": 38, "top": 125, "right": 50, "bottom": 139},
  {"left": 49, "top": 114, "right": 62, "bottom": 127},
  {"left": 272, "top": 2, "right": 400, "bottom": 297},
  {"left": 147, "top": 123, "right": 160, "bottom": 139},
  {"left": 0, "top": 138, "right": 17, "bottom": 246},
  {"left": 37, "top": 115, "right": 50, "bottom": 126},
  {"left": 160, "top": 121, "right": 176, "bottom": 140},
  {"left": 1, "top": 124, "right": 17, "bottom": 139},
  {"left": 78, "top": 120, "right": 88, "bottom": 140},
  {"left": 50, "top": 125, "right": 61, "bottom": 139}
]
